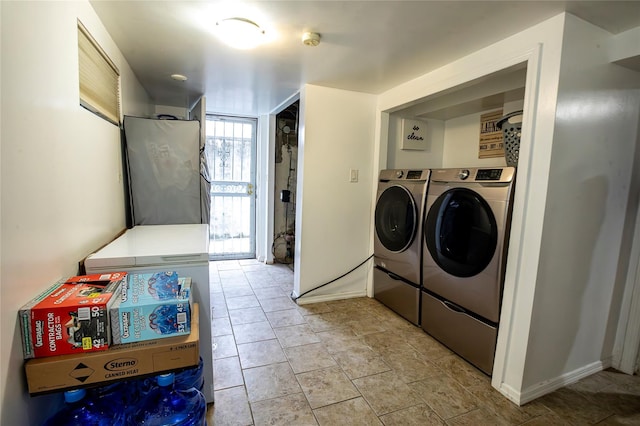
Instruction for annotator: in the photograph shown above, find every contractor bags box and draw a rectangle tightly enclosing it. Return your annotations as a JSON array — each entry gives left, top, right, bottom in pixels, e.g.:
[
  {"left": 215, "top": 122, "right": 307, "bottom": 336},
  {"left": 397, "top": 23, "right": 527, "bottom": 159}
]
[
  {"left": 19, "top": 272, "right": 127, "bottom": 359},
  {"left": 110, "top": 274, "right": 192, "bottom": 344},
  {"left": 25, "top": 304, "right": 200, "bottom": 395}
]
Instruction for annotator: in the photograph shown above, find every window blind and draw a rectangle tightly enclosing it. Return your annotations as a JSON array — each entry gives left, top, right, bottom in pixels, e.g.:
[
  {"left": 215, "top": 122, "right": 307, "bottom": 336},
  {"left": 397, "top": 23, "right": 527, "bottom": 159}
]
[{"left": 78, "top": 21, "right": 120, "bottom": 125}]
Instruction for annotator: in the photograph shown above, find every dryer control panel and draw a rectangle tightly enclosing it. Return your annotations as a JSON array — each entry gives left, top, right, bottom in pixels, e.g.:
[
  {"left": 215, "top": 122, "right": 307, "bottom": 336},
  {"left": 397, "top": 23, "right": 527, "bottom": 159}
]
[{"left": 475, "top": 169, "right": 503, "bottom": 181}]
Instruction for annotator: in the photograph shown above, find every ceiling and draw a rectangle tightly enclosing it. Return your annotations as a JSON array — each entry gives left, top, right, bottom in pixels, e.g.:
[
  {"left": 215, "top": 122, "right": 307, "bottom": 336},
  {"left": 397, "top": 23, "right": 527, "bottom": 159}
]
[{"left": 89, "top": 1, "right": 640, "bottom": 117}]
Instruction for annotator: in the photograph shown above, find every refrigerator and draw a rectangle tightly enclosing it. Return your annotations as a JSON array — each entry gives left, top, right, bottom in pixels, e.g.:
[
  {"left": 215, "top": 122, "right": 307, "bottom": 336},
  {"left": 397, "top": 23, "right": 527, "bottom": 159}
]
[
  {"left": 84, "top": 224, "right": 214, "bottom": 403},
  {"left": 123, "top": 115, "right": 211, "bottom": 226}
]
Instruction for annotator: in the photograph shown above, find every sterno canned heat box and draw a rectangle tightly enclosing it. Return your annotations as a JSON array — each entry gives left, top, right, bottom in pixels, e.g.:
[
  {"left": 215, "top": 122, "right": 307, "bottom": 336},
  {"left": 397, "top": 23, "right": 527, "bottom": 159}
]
[
  {"left": 24, "top": 304, "right": 200, "bottom": 395},
  {"left": 19, "top": 272, "right": 127, "bottom": 359}
]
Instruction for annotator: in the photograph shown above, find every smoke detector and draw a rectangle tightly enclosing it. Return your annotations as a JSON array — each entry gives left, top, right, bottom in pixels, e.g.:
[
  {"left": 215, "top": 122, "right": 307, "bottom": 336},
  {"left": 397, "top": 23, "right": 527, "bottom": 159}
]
[{"left": 302, "top": 32, "right": 320, "bottom": 47}]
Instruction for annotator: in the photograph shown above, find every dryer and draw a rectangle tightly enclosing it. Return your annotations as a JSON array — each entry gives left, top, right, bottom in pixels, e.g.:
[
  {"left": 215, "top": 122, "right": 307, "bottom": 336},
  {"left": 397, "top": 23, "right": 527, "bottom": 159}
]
[
  {"left": 374, "top": 169, "right": 430, "bottom": 325},
  {"left": 421, "top": 167, "right": 515, "bottom": 374}
]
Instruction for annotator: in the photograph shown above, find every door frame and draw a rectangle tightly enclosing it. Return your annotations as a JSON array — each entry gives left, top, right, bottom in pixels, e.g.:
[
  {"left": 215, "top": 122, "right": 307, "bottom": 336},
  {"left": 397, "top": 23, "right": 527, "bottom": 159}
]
[{"left": 205, "top": 114, "right": 258, "bottom": 260}]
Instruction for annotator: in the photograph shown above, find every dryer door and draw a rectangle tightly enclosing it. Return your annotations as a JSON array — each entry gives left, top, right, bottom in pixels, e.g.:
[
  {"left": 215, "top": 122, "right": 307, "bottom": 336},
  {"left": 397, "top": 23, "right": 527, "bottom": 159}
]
[
  {"left": 425, "top": 188, "right": 497, "bottom": 278},
  {"left": 375, "top": 185, "right": 417, "bottom": 253}
]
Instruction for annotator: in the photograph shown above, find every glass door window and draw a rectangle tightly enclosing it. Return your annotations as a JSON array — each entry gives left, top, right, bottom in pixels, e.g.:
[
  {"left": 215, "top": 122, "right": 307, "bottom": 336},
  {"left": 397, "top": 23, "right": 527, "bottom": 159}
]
[
  {"left": 424, "top": 188, "right": 497, "bottom": 277},
  {"left": 375, "top": 186, "right": 417, "bottom": 252},
  {"left": 205, "top": 115, "right": 257, "bottom": 259}
]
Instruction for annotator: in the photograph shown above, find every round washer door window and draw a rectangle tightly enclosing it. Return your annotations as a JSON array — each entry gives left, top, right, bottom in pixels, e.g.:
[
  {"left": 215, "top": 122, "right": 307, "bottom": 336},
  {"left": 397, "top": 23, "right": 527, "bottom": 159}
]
[
  {"left": 425, "top": 188, "right": 497, "bottom": 277},
  {"left": 375, "top": 185, "right": 417, "bottom": 252}
]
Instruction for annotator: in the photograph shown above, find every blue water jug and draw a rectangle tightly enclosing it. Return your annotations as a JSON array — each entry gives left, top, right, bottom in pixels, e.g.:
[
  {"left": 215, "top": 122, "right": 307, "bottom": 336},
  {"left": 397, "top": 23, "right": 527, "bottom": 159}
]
[
  {"left": 129, "top": 372, "right": 206, "bottom": 426},
  {"left": 43, "top": 388, "right": 125, "bottom": 426},
  {"left": 90, "top": 380, "right": 140, "bottom": 418},
  {"left": 175, "top": 357, "right": 204, "bottom": 392}
]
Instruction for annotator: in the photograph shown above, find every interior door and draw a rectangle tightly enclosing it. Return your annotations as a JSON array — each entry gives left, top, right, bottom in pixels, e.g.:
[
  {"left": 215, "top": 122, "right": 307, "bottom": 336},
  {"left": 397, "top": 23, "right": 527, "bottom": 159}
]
[{"left": 205, "top": 115, "right": 257, "bottom": 259}]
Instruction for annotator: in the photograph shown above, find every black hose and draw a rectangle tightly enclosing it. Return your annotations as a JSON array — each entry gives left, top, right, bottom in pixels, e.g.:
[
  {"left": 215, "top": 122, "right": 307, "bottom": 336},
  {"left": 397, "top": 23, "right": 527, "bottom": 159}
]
[{"left": 291, "top": 254, "right": 374, "bottom": 302}]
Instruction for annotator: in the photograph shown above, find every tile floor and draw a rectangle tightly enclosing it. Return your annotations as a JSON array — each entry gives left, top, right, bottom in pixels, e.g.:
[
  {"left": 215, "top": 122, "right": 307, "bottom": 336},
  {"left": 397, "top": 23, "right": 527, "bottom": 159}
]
[{"left": 205, "top": 260, "right": 640, "bottom": 425}]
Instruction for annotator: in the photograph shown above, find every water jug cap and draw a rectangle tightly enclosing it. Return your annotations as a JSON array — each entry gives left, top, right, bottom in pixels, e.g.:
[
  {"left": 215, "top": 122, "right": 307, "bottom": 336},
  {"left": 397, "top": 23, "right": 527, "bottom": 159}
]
[
  {"left": 157, "top": 373, "right": 175, "bottom": 387},
  {"left": 64, "top": 389, "right": 86, "bottom": 403}
]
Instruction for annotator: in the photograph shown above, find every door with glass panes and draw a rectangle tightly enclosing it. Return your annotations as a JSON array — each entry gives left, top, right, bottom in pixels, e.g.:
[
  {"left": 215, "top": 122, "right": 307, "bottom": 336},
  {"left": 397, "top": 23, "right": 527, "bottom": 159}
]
[{"left": 205, "top": 115, "right": 256, "bottom": 259}]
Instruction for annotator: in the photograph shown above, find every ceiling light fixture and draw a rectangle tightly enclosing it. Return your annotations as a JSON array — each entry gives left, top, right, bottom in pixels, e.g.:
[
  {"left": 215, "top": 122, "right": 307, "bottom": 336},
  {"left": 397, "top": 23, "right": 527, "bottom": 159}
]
[
  {"left": 215, "top": 17, "right": 265, "bottom": 50},
  {"left": 302, "top": 32, "right": 320, "bottom": 47},
  {"left": 170, "top": 73, "right": 188, "bottom": 81}
]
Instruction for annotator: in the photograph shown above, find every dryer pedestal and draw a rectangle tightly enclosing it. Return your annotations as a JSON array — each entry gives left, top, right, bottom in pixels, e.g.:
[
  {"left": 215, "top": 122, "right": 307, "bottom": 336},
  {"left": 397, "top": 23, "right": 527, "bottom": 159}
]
[
  {"left": 374, "top": 266, "right": 420, "bottom": 326},
  {"left": 421, "top": 290, "right": 497, "bottom": 375}
]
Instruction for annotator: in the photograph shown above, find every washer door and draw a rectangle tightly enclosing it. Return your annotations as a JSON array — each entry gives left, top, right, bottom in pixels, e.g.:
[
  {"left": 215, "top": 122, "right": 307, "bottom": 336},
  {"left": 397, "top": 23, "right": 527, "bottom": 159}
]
[
  {"left": 425, "top": 188, "right": 497, "bottom": 277},
  {"left": 375, "top": 185, "right": 417, "bottom": 252}
]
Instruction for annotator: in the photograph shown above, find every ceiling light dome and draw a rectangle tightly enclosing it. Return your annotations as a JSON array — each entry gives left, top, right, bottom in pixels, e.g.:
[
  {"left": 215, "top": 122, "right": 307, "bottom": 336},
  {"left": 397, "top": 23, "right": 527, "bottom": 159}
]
[{"left": 215, "top": 17, "right": 265, "bottom": 50}]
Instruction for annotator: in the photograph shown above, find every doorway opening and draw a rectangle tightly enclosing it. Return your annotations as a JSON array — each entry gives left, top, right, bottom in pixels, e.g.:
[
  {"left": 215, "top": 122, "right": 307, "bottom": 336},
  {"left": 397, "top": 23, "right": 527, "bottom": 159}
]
[
  {"left": 205, "top": 115, "right": 257, "bottom": 260},
  {"left": 272, "top": 101, "right": 299, "bottom": 268}
]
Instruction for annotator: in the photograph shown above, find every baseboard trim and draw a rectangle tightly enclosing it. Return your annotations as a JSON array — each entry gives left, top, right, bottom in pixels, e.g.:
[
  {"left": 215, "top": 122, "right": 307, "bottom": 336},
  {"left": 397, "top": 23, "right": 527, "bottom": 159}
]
[
  {"left": 512, "top": 359, "right": 609, "bottom": 405},
  {"left": 294, "top": 290, "right": 367, "bottom": 305}
]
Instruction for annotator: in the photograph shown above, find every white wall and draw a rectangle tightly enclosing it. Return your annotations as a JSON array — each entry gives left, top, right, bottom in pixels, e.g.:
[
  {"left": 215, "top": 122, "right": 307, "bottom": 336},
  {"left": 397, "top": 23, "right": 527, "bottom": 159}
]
[
  {"left": 522, "top": 14, "right": 640, "bottom": 392},
  {"left": 0, "top": 2, "right": 151, "bottom": 424},
  {"left": 386, "top": 116, "right": 445, "bottom": 169},
  {"left": 293, "top": 85, "right": 376, "bottom": 302}
]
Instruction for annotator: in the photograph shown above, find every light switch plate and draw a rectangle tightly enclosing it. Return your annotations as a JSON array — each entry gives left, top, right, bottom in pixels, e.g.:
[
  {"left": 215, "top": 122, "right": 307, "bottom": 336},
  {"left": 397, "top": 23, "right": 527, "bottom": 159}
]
[{"left": 350, "top": 169, "right": 359, "bottom": 183}]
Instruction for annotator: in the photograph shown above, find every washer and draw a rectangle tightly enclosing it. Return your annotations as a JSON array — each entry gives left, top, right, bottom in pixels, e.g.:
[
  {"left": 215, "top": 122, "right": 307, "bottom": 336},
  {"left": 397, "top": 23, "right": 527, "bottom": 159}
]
[
  {"left": 374, "top": 169, "right": 430, "bottom": 325},
  {"left": 421, "top": 167, "right": 515, "bottom": 374}
]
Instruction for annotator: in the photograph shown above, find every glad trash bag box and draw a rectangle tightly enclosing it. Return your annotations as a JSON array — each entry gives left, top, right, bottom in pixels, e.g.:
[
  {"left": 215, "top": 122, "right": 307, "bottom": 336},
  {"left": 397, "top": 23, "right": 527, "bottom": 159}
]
[
  {"left": 110, "top": 272, "right": 192, "bottom": 344},
  {"left": 19, "top": 272, "right": 127, "bottom": 359}
]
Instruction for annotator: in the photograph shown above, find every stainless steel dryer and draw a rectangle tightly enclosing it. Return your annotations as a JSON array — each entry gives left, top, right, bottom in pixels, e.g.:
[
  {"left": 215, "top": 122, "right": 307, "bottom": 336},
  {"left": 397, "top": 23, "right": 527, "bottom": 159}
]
[
  {"left": 421, "top": 167, "right": 515, "bottom": 374},
  {"left": 374, "top": 169, "right": 430, "bottom": 325}
]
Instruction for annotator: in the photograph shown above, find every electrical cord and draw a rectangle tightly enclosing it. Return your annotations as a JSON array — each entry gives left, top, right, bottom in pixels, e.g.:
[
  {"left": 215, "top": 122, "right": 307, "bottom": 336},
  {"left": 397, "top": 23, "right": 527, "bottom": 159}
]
[{"left": 290, "top": 254, "right": 375, "bottom": 302}]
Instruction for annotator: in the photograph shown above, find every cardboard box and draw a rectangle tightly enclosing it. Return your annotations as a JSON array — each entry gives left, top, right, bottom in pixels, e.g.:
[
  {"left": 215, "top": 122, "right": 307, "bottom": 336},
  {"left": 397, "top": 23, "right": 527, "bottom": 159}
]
[
  {"left": 19, "top": 272, "right": 127, "bottom": 359},
  {"left": 110, "top": 277, "right": 192, "bottom": 344},
  {"left": 24, "top": 304, "right": 200, "bottom": 395}
]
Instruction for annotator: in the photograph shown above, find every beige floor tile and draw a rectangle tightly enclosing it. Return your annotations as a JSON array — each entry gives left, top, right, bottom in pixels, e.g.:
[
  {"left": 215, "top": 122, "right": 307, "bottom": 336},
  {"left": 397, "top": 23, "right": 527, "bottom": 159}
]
[
  {"left": 212, "top": 295, "right": 229, "bottom": 319},
  {"left": 378, "top": 403, "right": 445, "bottom": 425},
  {"left": 332, "top": 347, "right": 391, "bottom": 380},
  {"left": 285, "top": 343, "right": 337, "bottom": 374},
  {"left": 253, "top": 286, "right": 287, "bottom": 300},
  {"left": 382, "top": 349, "right": 442, "bottom": 384},
  {"left": 361, "top": 331, "right": 418, "bottom": 357},
  {"left": 266, "top": 309, "right": 307, "bottom": 328},
  {"left": 466, "top": 383, "right": 550, "bottom": 424},
  {"left": 209, "top": 262, "right": 640, "bottom": 426},
  {"left": 347, "top": 318, "right": 389, "bottom": 336},
  {"left": 274, "top": 323, "right": 321, "bottom": 348},
  {"left": 228, "top": 306, "right": 268, "bottom": 325},
  {"left": 244, "top": 362, "right": 302, "bottom": 402},
  {"left": 226, "top": 294, "right": 261, "bottom": 310},
  {"left": 536, "top": 387, "right": 614, "bottom": 425},
  {"left": 432, "top": 354, "right": 488, "bottom": 388},
  {"left": 259, "top": 295, "right": 298, "bottom": 312},
  {"left": 213, "top": 356, "right": 245, "bottom": 390},
  {"left": 317, "top": 328, "right": 371, "bottom": 354},
  {"left": 233, "top": 320, "right": 276, "bottom": 344},
  {"left": 246, "top": 275, "right": 280, "bottom": 289},
  {"left": 209, "top": 386, "right": 253, "bottom": 426},
  {"left": 238, "top": 339, "right": 287, "bottom": 369},
  {"left": 213, "top": 316, "right": 233, "bottom": 336},
  {"left": 313, "top": 397, "right": 382, "bottom": 426},
  {"left": 400, "top": 329, "right": 452, "bottom": 361},
  {"left": 519, "top": 411, "right": 571, "bottom": 425},
  {"left": 250, "top": 393, "right": 318, "bottom": 426},
  {"left": 353, "top": 370, "right": 423, "bottom": 416},
  {"left": 296, "top": 366, "right": 361, "bottom": 409},
  {"left": 296, "top": 302, "right": 334, "bottom": 316},
  {"left": 213, "top": 334, "right": 238, "bottom": 359},
  {"left": 223, "top": 284, "right": 254, "bottom": 298},
  {"left": 304, "top": 311, "right": 350, "bottom": 332},
  {"left": 408, "top": 373, "right": 479, "bottom": 420},
  {"left": 447, "top": 406, "right": 512, "bottom": 425}
]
